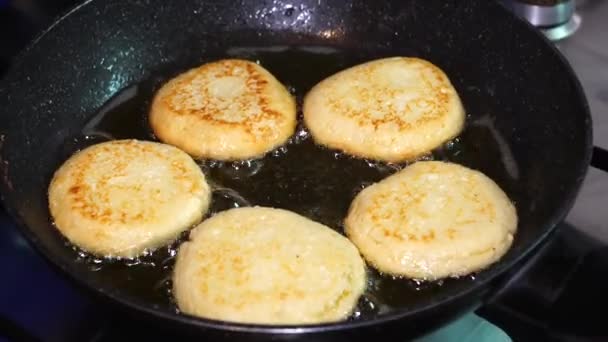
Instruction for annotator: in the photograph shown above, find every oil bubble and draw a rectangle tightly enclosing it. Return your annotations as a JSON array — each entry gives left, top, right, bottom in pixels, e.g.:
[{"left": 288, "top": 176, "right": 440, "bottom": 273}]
[
  {"left": 286, "top": 84, "right": 297, "bottom": 95},
  {"left": 352, "top": 181, "right": 374, "bottom": 196},
  {"left": 290, "top": 126, "right": 310, "bottom": 144},
  {"left": 271, "top": 145, "right": 289, "bottom": 157},
  {"left": 211, "top": 187, "right": 252, "bottom": 213},
  {"left": 209, "top": 159, "right": 264, "bottom": 180},
  {"left": 364, "top": 159, "right": 404, "bottom": 175}
]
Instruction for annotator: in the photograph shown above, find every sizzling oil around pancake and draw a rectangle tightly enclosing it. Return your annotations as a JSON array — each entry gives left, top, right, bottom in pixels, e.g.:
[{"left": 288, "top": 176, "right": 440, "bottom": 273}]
[{"left": 54, "top": 45, "right": 519, "bottom": 321}]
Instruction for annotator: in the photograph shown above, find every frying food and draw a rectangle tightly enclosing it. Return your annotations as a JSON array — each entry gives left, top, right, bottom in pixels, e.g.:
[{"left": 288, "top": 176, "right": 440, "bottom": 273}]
[
  {"left": 149, "top": 59, "right": 296, "bottom": 161},
  {"left": 48, "top": 139, "right": 211, "bottom": 258},
  {"left": 173, "top": 206, "right": 367, "bottom": 324},
  {"left": 344, "top": 161, "right": 517, "bottom": 280},
  {"left": 303, "top": 57, "right": 465, "bottom": 162}
]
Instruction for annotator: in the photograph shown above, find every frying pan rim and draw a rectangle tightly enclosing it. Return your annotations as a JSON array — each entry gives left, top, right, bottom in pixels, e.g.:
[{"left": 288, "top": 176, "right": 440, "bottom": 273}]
[{"left": 0, "top": 0, "right": 593, "bottom": 335}]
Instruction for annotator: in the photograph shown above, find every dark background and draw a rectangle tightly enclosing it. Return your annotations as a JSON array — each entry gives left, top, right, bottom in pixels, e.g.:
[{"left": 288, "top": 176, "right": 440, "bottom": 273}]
[{"left": 0, "top": 0, "right": 80, "bottom": 75}]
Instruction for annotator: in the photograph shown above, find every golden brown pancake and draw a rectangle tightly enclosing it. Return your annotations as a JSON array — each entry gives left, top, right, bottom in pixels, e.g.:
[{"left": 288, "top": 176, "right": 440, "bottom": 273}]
[
  {"left": 173, "top": 206, "right": 367, "bottom": 324},
  {"left": 345, "top": 161, "right": 517, "bottom": 280},
  {"left": 150, "top": 59, "right": 296, "bottom": 161},
  {"left": 48, "top": 139, "right": 211, "bottom": 258},
  {"left": 303, "top": 57, "right": 465, "bottom": 162}
]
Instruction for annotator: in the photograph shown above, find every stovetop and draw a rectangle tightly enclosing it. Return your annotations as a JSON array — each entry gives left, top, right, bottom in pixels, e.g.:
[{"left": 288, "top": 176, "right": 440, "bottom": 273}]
[{"left": 2, "top": 1, "right": 608, "bottom": 341}]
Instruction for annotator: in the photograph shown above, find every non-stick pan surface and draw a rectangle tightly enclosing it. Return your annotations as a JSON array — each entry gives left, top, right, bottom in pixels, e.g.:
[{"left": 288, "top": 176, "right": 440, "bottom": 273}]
[{"left": 0, "top": 0, "right": 592, "bottom": 340}]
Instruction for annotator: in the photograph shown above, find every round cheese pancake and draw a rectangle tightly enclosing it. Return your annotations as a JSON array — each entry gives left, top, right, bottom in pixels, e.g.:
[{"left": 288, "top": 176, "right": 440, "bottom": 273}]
[
  {"left": 150, "top": 59, "right": 296, "bottom": 161},
  {"left": 48, "top": 139, "right": 211, "bottom": 258},
  {"left": 173, "top": 207, "right": 366, "bottom": 325},
  {"left": 303, "top": 57, "right": 465, "bottom": 162},
  {"left": 345, "top": 161, "right": 517, "bottom": 280}
]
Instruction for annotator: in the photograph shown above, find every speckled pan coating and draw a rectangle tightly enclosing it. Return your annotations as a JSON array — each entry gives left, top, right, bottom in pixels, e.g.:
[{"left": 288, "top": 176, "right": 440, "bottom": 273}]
[{"left": 0, "top": 0, "right": 592, "bottom": 340}]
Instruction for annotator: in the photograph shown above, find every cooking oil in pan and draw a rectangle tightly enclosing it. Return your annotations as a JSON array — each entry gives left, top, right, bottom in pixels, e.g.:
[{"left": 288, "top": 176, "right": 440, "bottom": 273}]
[{"left": 60, "top": 45, "right": 515, "bottom": 321}]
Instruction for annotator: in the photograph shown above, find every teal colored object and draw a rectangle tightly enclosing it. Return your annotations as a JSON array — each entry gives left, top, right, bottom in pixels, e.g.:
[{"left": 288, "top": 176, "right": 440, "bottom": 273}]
[{"left": 414, "top": 312, "right": 511, "bottom": 342}]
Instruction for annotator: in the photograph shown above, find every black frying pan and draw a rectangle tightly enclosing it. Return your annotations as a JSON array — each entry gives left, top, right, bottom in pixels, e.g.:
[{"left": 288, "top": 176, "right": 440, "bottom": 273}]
[{"left": 0, "top": 0, "right": 595, "bottom": 340}]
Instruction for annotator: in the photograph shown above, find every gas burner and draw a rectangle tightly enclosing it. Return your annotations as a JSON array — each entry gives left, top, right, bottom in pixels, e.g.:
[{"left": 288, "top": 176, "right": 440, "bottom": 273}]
[{"left": 501, "top": 0, "right": 581, "bottom": 41}]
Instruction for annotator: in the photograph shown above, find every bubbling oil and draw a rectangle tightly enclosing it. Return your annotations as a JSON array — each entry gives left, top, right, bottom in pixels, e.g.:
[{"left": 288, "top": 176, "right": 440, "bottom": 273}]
[{"left": 58, "top": 45, "right": 494, "bottom": 322}]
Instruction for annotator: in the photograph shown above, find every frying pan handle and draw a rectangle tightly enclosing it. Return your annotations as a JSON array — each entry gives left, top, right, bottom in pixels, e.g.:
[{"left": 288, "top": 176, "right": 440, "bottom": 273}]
[{"left": 591, "top": 146, "right": 608, "bottom": 172}]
